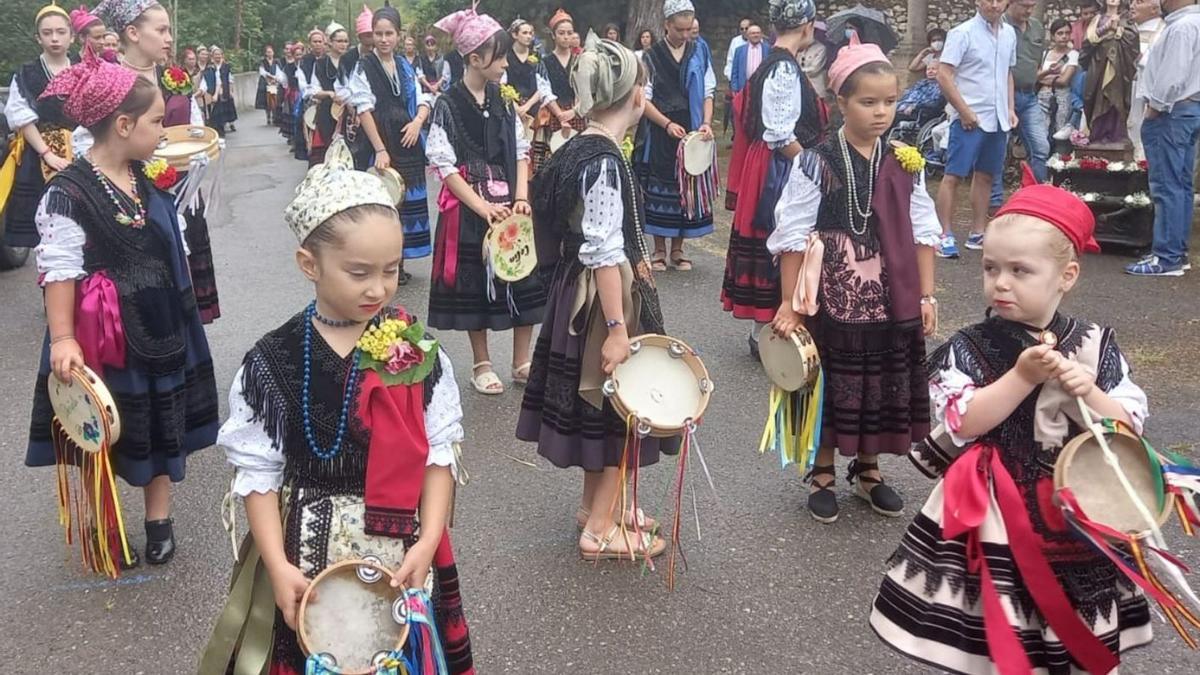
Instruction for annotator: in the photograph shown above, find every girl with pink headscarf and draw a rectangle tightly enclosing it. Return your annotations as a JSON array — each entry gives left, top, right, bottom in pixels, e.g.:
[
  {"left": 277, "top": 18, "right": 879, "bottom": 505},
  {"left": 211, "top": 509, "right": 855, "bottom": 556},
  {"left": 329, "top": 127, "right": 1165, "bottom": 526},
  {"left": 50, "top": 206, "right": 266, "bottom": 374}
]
[
  {"left": 26, "top": 51, "right": 219, "bottom": 571},
  {"left": 424, "top": 5, "right": 545, "bottom": 395},
  {"left": 767, "top": 36, "right": 940, "bottom": 525}
]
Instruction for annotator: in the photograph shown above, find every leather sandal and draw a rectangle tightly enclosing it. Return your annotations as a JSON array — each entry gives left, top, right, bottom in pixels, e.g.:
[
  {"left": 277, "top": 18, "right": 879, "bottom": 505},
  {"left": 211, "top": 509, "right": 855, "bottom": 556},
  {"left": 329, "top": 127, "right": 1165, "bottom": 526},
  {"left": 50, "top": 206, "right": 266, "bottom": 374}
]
[
  {"left": 145, "top": 518, "right": 176, "bottom": 565},
  {"left": 805, "top": 464, "right": 839, "bottom": 524},
  {"left": 471, "top": 361, "right": 504, "bottom": 395},
  {"left": 579, "top": 525, "right": 666, "bottom": 561},
  {"left": 670, "top": 250, "right": 693, "bottom": 272},
  {"left": 848, "top": 459, "right": 904, "bottom": 518},
  {"left": 576, "top": 506, "right": 659, "bottom": 533},
  {"left": 512, "top": 361, "right": 532, "bottom": 386},
  {"left": 651, "top": 251, "right": 668, "bottom": 273}
]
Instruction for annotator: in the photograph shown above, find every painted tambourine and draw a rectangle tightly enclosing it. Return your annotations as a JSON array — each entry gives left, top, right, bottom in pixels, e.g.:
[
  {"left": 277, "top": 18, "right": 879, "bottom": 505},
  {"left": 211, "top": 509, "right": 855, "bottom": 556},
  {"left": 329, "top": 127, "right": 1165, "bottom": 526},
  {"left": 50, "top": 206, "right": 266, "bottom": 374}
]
[
  {"left": 47, "top": 365, "right": 121, "bottom": 453},
  {"left": 681, "top": 132, "right": 714, "bottom": 176},
  {"left": 757, "top": 324, "right": 821, "bottom": 393},
  {"left": 485, "top": 213, "right": 537, "bottom": 283},
  {"left": 367, "top": 167, "right": 407, "bottom": 207},
  {"left": 548, "top": 126, "right": 576, "bottom": 154},
  {"left": 298, "top": 558, "right": 412, "bottom": 675},
  {"left": 153, "top": 125, "right": 220, "bottom": 170},
  {"left": 603, "top": 334, "right": 713, "bottom": 438}
]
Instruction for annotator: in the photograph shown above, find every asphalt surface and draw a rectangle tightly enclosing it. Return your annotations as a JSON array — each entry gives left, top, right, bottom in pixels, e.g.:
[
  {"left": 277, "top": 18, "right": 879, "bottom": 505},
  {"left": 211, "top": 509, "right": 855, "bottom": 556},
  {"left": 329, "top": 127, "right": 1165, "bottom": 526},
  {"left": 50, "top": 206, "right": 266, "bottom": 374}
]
[{"left": 1, "top": 122, "right": 1198, "bottom": 674}]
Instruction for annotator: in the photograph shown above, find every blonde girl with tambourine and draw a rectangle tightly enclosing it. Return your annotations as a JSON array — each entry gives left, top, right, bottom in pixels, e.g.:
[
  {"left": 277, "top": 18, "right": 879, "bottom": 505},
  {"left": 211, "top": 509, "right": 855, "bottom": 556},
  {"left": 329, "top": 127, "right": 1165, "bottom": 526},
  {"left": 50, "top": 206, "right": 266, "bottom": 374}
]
[
  {"left": 26, "top": 49, "right": 219, "bottom": 569},
  {"left": 870, "top": 182, "right": 1158, "bottom": 673}
]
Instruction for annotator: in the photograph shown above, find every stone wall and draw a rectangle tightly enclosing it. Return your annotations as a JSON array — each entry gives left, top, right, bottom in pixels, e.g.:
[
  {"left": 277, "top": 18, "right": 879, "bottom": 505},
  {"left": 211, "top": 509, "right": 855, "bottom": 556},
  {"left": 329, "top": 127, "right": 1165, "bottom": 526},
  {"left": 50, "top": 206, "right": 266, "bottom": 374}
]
[{"left": 816, "top": 1, "right": 1093, "bottom": 36}]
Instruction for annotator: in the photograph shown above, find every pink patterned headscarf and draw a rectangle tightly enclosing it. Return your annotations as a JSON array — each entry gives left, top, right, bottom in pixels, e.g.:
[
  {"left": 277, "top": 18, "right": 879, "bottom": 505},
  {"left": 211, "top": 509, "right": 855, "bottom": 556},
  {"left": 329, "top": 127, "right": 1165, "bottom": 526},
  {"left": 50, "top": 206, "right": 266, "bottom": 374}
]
[
  {"left": 826, "top": 33, "right": 891, "bottom": 97},
  {"left": 356, "top": 4, "right": 373, "bottom": 35},
  {"left": 39, "top": 47, "right": 140, "bottom": 128},
  {"left": 435, "top": 4, "right": 503, "bottom": 56},
  {"left": 70, "top": 6, "right": 102, "bottom": 33}
]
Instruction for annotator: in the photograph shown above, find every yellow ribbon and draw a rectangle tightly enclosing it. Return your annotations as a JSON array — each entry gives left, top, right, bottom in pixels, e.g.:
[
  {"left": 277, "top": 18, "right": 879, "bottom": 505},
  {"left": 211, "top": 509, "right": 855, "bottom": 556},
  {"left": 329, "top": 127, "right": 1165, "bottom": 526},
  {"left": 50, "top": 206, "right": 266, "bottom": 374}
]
[{"left": 0, "top": 135, "right": 25, "bottom": 214}]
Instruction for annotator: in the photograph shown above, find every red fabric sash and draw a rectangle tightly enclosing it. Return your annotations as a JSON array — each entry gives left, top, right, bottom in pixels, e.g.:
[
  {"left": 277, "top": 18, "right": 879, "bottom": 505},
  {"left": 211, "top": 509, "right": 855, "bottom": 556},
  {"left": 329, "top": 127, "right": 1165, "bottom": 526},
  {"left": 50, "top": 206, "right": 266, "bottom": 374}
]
[
  {"left": 727, "top": 90, "right": 750, "bottom": 194},
  {"left": 433, "top": 182, "right": 462, "bottom": 288},
  {"left": 357, "top": 368, "right": 430, "bottom": 538},
  {"left": 75, "top": 271, "right": 126, "bottom": 371},
  {"left": 943, "top": 444, "right": 1120, "bottom": 675},
  {"left": 731, "top": 142, "right": 773, "bottom": 238}
]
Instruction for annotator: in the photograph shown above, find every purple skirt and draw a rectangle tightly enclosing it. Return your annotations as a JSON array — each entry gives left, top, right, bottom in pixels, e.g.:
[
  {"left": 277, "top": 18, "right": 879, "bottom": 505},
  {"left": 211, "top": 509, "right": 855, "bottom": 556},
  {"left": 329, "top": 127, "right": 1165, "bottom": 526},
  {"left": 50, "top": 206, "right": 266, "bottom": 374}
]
[{"left": 517, "top": 259, "right": 678, "bottom": 470}]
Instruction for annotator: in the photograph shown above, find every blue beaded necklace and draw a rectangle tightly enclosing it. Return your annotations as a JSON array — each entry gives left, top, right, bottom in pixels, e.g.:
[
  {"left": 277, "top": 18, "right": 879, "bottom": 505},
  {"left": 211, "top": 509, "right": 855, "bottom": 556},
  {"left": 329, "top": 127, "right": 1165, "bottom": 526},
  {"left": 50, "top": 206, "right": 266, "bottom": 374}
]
[{"left": 302, "top": 301, "right": 363, "bottom": 460}]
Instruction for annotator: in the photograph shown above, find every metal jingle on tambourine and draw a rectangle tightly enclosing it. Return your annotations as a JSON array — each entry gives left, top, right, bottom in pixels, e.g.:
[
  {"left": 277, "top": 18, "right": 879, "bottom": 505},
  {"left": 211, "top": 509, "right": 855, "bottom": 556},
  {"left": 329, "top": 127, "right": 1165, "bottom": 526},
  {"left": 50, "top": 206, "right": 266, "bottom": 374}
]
[
  {"left": 373, "top": 651, "right": 393, "bottom": 668},
  {"left": 357, "top": 556, "right": 384, "bottom": 583},
  {"left": 636, "top": 418, "right": 653, "bottom": 438},
  {"left": 392, "top": 596, "right": 409, "bottom": 624},
  {"left": 699, "top": 378, "right": 712, "bottom": 394},
  {"left": 602, "top": 379, "right": 617, "bottom": 397},
  {"left": 1040, "top": 330, "right": 1059, "bottom": 347},
  {"left": 629, "top": 340, "right": 642, "bottom": 354},
  {"left": 316, "top": 652, "right": 338, "bottom": 668},
  {"left": 668, "top": 341, "right": 685, "bottom": 358}
]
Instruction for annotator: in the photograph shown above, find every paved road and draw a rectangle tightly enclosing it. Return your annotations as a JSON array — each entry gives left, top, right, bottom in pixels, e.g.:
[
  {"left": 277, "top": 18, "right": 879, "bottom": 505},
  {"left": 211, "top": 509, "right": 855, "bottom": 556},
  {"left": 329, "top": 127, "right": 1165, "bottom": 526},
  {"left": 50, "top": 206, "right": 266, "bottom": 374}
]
[{"left": 1, "top": 122, "right": 1197, "bottom": 674}]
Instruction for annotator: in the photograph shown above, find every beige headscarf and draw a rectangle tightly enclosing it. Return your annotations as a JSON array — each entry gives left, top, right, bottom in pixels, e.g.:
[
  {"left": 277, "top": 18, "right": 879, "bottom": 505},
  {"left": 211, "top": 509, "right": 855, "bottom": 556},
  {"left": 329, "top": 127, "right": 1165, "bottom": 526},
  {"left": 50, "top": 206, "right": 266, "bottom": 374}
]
[{"left": 570, "top": 36, "right": 639, "bottom": 117}]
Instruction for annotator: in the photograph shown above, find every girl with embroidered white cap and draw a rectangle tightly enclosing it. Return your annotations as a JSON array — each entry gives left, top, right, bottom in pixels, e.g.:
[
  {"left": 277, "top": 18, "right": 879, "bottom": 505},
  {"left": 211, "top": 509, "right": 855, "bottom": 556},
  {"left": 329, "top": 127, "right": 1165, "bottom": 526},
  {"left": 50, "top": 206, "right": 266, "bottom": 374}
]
[{"left": 205, "top": 150, "right": 473, "bottom": 674}]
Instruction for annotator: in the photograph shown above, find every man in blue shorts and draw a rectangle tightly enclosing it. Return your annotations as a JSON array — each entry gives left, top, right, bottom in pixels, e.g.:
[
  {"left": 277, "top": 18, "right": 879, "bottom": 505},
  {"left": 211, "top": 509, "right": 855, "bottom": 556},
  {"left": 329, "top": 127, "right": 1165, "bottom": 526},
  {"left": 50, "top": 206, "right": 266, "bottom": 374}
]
[{"left": 934, "top": 0, "right": 1019, "bottom": 258}]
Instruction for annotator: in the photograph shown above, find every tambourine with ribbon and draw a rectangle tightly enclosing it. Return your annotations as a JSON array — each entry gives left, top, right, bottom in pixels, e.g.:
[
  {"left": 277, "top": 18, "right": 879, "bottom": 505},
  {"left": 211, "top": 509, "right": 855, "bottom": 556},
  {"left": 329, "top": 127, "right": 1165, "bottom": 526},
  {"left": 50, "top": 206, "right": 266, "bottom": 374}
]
[
  {"left": 153, "top": 125, "right": 221, "bottom": 170},
  {"left": 602, "top": 334, "right": 715, "bottom": 589},
  {"left": 367, "top": 167, "right": 407, "bottom": 207},
  {"left": 675, "top": 131, "right": 720, "bottom": 221},
  {"left": 47, "top": 365, "right": 134, "bottom": 577},
  {"left": 757, "top": 324, "right": 825, "bottom": 474},
  {"left": 484, "top": 213, "right": 537, "bottom": 283}
]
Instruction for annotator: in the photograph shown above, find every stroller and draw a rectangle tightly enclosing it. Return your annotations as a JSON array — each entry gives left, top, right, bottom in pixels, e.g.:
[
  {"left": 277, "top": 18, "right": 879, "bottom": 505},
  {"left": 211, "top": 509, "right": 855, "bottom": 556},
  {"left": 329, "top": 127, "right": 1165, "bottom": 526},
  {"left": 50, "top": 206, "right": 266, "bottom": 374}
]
[{"left": 888, "top": 78, "right": 948, "bottom": 176}]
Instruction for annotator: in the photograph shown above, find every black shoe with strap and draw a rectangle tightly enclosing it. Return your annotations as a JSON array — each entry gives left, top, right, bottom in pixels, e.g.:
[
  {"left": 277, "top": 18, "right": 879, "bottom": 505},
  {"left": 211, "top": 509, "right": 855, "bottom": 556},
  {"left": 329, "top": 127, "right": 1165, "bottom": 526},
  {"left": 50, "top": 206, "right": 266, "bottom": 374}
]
[
  {"left": 805, "top": 464, "right": 839, "bottom": 523},
  {"left": 847, "top": 459, "right": 904, "bottom": 517},
  {"left": 145, "top": 518, "right": 176, "bottom": 565}
]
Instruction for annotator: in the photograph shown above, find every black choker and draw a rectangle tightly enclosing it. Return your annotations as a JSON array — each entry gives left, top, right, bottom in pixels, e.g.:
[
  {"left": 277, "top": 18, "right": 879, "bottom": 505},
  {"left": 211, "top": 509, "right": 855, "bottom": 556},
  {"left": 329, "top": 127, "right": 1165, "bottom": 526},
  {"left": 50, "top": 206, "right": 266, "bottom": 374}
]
[{"left": 311, "top": 306, "right": 361, "bottom": 327}]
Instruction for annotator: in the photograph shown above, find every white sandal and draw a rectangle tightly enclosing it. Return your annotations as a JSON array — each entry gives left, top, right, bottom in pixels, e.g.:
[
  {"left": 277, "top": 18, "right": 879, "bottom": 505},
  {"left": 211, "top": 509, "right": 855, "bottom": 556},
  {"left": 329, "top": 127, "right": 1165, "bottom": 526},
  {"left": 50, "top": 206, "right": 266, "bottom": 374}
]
[
  {"left": 512, "top": 361, "right": 532, "bottom": 386},
  {"left": 579, "top": 525, "right": 666, "bottom": 561},
  {"left": 471, "top": 361, "right": 505, "bottom": 395}
]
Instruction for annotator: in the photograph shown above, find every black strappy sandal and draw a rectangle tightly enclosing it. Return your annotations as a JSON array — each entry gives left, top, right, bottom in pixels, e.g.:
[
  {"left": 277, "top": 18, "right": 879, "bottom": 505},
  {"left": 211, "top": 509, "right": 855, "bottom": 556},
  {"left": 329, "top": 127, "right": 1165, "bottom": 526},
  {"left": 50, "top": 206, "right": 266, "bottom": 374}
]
[
  {"left": 848, "top": 459, "right": 904, "bottom": 518},
  {"left": 805, "top": 464, "right": 839, "bottom": 524}
]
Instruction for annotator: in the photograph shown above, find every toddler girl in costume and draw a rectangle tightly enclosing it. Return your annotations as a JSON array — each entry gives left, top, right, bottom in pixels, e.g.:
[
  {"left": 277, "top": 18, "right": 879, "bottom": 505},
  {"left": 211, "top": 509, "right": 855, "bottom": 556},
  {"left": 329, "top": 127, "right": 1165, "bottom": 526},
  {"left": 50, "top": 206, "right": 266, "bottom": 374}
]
[
  {"left": 870, "top": 179, "right": 1152, "bottom": 673},
  {"left": 207, "top": 154, "right": 472, "bottom": 674},
  {"left": 769, "top": 36, "right": 940, "bottom": 523},
  {"left": 426, "top": 5, "right": 545, "bottom": 395},
  {"left": 26, "top": 50, "right": 219, "bottom": 568}
]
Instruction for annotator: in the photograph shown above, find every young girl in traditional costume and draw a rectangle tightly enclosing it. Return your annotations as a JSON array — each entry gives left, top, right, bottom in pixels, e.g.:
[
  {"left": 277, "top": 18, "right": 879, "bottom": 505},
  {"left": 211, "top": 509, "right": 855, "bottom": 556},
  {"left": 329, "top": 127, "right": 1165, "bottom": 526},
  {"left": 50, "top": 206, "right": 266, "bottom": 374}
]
[
  {"left": 202, "top": 46, "right": 238, "bottom": 135},
  {"left": 769, "top": 37, "right": 939, "bottom": 523},
  {"left": 280, "top": 44, "right": 301, "bottom": 145},
  {"left": 3, "top": 4, "right": 76, "bottom": 251},
  {"left": 635, "top": 0, "right": 716, "bottom": 272},
  {"left": 519, "top": 38, "right": 670, "bottom": 561},
  {"left": 418, "top": 35, "right": 448, "bottom": 97},
  {"left": 26, "top": 51, "right": 218, "bottom": 567},
  {"left": 529, "top": 9, "right": 587, "bottom": 172},
  {"left": 208, "top": 155, "right": 472, "bottom": 675},
  {"left": 505, "top": 19, "right": 550, "bottom": 123},
  {"left": 301, "top": 24, "right": 349, "bottom": 167},
  {"left": 256, "top": 44, "right": 284, "bottom": 127},
  {"left": 426, "top": 6, "right": 545, "bottom": 395},
  {"left": 94, "top": 0, "right": 221, "bottom": 324},
  {"left": 347, "top": 4, "right": 433, "bottom": 279},
  {"left": 720, "top": 0, "right": 824, "bottom": 356},
  {"left": 870, "top": 183, "right": 1154, "bottom": 674},
  {"left": 71, "top": 6, "right": 107, "bottom": 57}
]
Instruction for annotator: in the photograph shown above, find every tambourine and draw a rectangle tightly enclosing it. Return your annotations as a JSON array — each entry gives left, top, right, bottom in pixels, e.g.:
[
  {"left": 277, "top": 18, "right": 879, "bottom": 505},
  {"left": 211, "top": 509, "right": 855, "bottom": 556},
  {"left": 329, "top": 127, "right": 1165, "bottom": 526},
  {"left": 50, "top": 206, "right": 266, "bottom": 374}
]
[
  {"left": 548, "top": 126, "right": 576, "bottom": 154},
  {"left": 331, "top": 101, "right": 346, "bottom": 124},
  {"left": 298, "top": 558, "right": 412, "bottom": 675},
  {"left": 153, "top": 125, "right": 220, "bottom": 170},
  {"left": 603, "top": 334, "right": 713, "bottom": 438},
  {"left": 47, "top": 364, "right": 121, "bottom": 454},
  {"left": 485, "top": 213, "right": 537, "bottom": 282},
  {"left": 757, "top": 324, "right": 821, "bottom": 393},
  {"left": 303, "top": 103, "right": 319, "bottom": 131},
  {"left": 681, "top": 131, "right": 714, "bottom": 176},
  {"left": 367, "top": 167, "right": 406, "bottom": 206},
  {"left": 1055, "top": 416, "right": 1173, "bottom": 539},
  {"left": 266, "top": 83, "right": 279, "bottom": 95}
]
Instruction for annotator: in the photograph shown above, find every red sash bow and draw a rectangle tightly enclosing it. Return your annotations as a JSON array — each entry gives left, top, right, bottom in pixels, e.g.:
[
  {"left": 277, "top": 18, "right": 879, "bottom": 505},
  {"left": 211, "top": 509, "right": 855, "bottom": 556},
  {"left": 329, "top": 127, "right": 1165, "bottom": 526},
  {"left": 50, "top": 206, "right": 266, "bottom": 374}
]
[{"left": 943, "top": 443, "right": 1119, "bottom": 675}]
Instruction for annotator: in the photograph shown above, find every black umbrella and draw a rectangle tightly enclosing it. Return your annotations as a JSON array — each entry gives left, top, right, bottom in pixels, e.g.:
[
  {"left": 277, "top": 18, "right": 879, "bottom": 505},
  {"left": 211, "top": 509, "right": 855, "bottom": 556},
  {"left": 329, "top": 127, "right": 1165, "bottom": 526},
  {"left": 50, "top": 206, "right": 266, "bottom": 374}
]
[{"left": 826, "top": 4, "right": 900, "bottom": 54}]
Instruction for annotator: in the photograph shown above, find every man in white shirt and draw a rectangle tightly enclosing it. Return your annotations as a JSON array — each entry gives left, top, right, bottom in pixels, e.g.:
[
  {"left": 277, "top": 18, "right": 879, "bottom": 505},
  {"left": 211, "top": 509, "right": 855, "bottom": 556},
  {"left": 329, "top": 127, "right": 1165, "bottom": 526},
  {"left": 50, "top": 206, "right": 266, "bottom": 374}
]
[
  {"left": 724, "top": 17, "right": 753, "bottom": 81},
  {"left": 934, "top": 0, "right": 1018, "bottom": 258},
  {"left": 1128, "top": 0, "right": 1167, "bottom": 161},
  {"left": 1126, "top": 0, "right": 1200, "bottom": 277}
]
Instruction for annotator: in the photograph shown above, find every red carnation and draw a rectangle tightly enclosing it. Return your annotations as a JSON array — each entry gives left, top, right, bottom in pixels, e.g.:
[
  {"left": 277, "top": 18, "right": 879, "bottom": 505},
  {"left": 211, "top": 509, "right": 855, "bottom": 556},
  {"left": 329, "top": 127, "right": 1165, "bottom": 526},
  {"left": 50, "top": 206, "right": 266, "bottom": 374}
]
[
  {"left": 153, "top": 165, "right": 179, "bottom": 190},
  {"left": 1138, "top": 159, "right": 1149, "bottom": 171}
]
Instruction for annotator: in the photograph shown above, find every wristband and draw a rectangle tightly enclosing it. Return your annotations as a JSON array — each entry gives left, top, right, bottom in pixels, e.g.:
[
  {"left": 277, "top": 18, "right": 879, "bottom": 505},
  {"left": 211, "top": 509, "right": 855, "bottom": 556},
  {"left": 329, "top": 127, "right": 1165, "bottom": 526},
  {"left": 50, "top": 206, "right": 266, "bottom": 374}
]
[
  {"left": 51, "top": 334, "right": 76, "bottom": 345},
  {"left": 920, "top": 295, "right": 938, "bottom": 306},
  {"left": 39, "top": 147, "right": 54, "bottom": 158},
  {"left": 605, "top": 319, "right": 624, "bottom": 329},
  {"left": 374, "top": 147, "right": 387, "bottom": 153}
]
